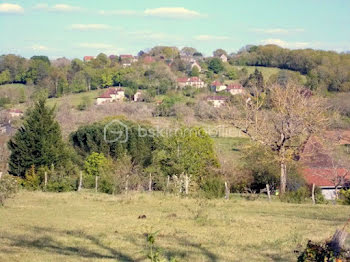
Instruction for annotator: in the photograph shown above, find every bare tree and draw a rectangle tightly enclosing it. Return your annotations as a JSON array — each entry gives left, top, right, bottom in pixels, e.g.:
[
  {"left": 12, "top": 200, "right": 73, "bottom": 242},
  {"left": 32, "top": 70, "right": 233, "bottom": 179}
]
[{"left": 229, "top": 83, "right": 329, "bottom": 194}]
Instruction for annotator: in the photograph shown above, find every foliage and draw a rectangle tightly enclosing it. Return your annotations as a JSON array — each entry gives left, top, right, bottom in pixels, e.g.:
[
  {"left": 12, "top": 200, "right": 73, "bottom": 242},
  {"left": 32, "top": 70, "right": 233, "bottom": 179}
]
[
  {"left": 297, "top": 240, "right": 345, "bottom": 262},
  {"left": 190, "top": 66, "right": 199, "bottom": 77},
  {"left": 340, "top": 189, "right": 350, "bottom": 205},
  {"left": 0, "top": 174, "right": 19, "bottom": 206},
  {"left": 77, "top": 96, "right": 92, "bottom": 111},
  {"left": 8, "top": 99, "right": 69, "bottom": 178},
  {"left": 208, "top": 58, "right": 224, "bottom": 74},
  {"left": 200, "top": 175, "right": 225, "bottom": 199},
  {"left": 146, "top": 231, "right": 177, "bottom": 262},
  {"left": 70, "top": 119, "right": 156, "bottom": 168},
  {"left": 280, "top": 187, "right": 310, "bottom": 204},
  {"left": 23, "top": 165, "right": 41, "bottom": 190},
  {"left": 151, "top": 127, "right": 218, "bottom": 179},
  {"left": 84, "top": 152, "right": 108, "bottom": 178}
]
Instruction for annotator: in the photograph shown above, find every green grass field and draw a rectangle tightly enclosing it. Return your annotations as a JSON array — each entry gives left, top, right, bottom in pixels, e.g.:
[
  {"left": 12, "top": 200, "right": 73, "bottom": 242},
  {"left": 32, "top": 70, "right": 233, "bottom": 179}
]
[{"left": 0, "top": 191, "right": 349, "bottom": 262}]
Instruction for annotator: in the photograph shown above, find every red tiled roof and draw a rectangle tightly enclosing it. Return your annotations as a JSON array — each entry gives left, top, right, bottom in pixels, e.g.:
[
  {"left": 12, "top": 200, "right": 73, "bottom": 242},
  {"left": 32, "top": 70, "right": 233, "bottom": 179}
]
[
  {"left": 98, "top": 88, "right": 124, "bottom": 98},
  {"left": 226, "top": 83, "right": 243, "bottom": 90},
  {"left": 303, "top": 168, "right": 350, "bottom": 187},
  {"left": 324, "top": 130, "right": 350, "bottom": 145},
  {"left": 143, "top": 56, "right": 154, "bottom": 63},
  {"left": 211, "top": 80, "right": 223, "bottom": 87}
]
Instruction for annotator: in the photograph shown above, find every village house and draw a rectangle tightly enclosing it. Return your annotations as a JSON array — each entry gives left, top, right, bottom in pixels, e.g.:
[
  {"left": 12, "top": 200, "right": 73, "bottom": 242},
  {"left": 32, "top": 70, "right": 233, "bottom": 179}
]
[
  {"left": 211, "top": 80, "right": 227, "bottom": 92},
  {"left": 96, "top": 88, "right": 125, "bottom": 105},
  {"left": 206, "top": 96, "right": 228, "bottom": 108},
  {"left": 301, "top": 134, "right": 350, "bottom": 200},
  {"left": 226, "top": 83, "right": 244, "bottom": 95},
  {"left": 119, "top": 54, "right": 137, "bottom": 67},
  {"left": 220, "top": 54, "right": 228, "bottom": 63},
  {"left": 133, "top": 91, "right": 143, "bottom": 102},
  {"left": 83, "top": 56, "right": 95, "bottom": 62},
  {"left": 7, "top": 109, "right": 23, "bottom": 118},
  {"left": 177, "top": 77, "right": 206, "bottom": 89}
]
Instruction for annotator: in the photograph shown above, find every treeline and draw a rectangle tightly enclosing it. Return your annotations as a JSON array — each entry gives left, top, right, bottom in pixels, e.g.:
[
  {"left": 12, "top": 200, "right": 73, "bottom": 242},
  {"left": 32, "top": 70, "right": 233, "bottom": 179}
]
[
  {"left": 232, "top": 45, "right": 350, "bottom": 92},
  {"left": 7, "top": 99, "right": 224, "bottom": 196}
]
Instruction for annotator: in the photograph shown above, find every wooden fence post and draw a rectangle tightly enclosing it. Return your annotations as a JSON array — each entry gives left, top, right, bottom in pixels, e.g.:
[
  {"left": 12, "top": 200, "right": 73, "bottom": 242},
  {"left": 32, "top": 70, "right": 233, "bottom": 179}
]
[
  {"left": 0, "top": 171, "right": 2, "bottom": 180},
  {"left": 312, "top": 183, "right": 316, "bottom": 205},
  {"left": 266, "top": 184, "right": 271, "bottom": 202},
  {"left": 78, "top": 171, "right": 83, "bottom": 191},
  {"left": 166, "top": 175, "right": 170, "bottom": 191},
  {"left": 149, "top": 173, "right": 152, "bottom": 192},
  {"left": 44, "top": 172, "right": 48, "bottom": 190},
  {"left": 185, "top": 174, "right": 189, "bottom": 195},
  {"left": 125, "top": 174, "right": 129, "bottom": 194},
  {"left": 95, "top": 176, "right": 99, "bottom": 193},
  {"left": 225, "top": 182, "right": 230, "bottom": 200}
]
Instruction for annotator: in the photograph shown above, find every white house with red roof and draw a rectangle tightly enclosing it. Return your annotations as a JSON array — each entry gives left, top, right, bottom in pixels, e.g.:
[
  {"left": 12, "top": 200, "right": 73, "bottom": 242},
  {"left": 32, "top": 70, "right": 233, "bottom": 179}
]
[
  {"left": 177, "top": 77, "right": 206, "bottom": 89},
  {"left": 119, "top": 54, "right": 137, "bottom": 67},
  {"left": 226, "top": 83, "right": 244, "bottom": 95},
  {"left": 96, "top": 88, "right": 125, "bottom": 105},
  {"left": 220, "top": 54, "right": 228, "bottom": 63},
  {"left": 303, "top": 168, "right": 350, "bottom": 200},
  {"left": 211, "top": 80, "right": 227, "bottom": 92}
]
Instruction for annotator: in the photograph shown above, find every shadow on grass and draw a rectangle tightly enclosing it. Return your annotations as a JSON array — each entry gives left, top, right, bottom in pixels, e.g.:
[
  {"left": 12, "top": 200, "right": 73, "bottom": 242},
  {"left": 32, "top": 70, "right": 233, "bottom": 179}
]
[{"left": 0, "top": 226, "right": 219, "bottom": 261}]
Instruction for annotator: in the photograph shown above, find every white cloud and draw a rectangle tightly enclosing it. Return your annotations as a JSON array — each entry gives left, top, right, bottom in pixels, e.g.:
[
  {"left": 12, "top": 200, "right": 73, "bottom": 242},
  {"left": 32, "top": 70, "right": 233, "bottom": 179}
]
[
  {"left": 0, "top": 3, "right": 24, "bottom": 14},
  {"left": 194, "top": 35, "right": 230, "bottom": 41},
  {"left": 78, "top": 43, "right": 114, "bottom": 49},
  {"left": 69, "top": 24, "right": 111, "bottom": 30},
  {"left": 144, "top": 7, "right": 201, "bottom": 18},
  {"left": 31, "top": 44, "right": 50, "bottom": 51},
  {"left": 99, "top": 9, "right": 139, "bottom": 16},
  {"left": 34, "top": 3, "right": 81, "bottom": 12},
  {"left": 260, "top": 39, "right": 310, "bottom": 49},
  {"left": 253, "top": 28, "right": 305, "bottom": 34}
]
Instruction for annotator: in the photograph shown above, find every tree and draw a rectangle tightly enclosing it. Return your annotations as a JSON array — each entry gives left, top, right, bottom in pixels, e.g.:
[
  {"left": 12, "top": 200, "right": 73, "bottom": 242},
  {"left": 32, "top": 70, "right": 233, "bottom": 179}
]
[
  {"left": 190, "top": 66, "right": 200, "bottom": 77},
  {"left": 152, "top": 127, "right": 218, "bottom": 179},
  {"left": 213, "top": 49, "right": 228, "bottom": 57},
  {"left": 8, "top": 99, "right": 68, "bottom": 178},
  {"left": 180, "top": 47, "right": 197, "bottom": 56},
  {"left": 208, "top": 58, "right": 224, "bottom": 74},
  {"left": 84, "top": 152, "right": 108, "bottom": 178},
  {"left": 0, "top": 70, "right": 10, "bottom": 84},
  {"left": 229, "top": 83, "right": 328, "bottom": 194}
]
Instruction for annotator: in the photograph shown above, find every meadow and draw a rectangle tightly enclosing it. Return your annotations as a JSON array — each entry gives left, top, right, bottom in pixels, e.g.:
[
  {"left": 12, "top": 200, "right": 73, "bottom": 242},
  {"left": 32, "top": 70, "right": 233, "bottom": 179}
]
[{"left": 0, "top": 191, "right": 349, "bottom": 262}]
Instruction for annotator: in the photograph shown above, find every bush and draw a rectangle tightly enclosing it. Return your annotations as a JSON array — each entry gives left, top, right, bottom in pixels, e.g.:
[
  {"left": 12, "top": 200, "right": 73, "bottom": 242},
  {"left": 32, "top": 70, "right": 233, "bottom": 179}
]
[
  {"left": 340, "top": 189, "right": 350, "bottom": 205},
  {"left": 46, "top": 172, "right": 77, "bottom": 192},
  {"left": 0, "top": 175, "right": 19, "bottom": 205},
  {"left": 200, "top": 176, "right": 225, "bottom": 199},
  {"left": 280, "top": 186, "right": 310, "bottom": 203},
  {"left": 23, "top": 165, "right": 41, "bottom": 190},
  {"left": 297, "top": 240, "right": 346, "bottom": 262}
]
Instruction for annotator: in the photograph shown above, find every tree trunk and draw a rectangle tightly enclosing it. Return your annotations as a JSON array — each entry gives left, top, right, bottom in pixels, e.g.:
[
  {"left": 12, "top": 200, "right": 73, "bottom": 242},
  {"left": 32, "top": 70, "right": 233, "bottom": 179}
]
[
  {"left": 280, "top": 162, "right": 287, "bottom": 195},
  {"left": 125, "top": 174, "right": 129, "bottom": 194},
  {"left": 185, "top": 174, "right": 189, "bottom": 195}
]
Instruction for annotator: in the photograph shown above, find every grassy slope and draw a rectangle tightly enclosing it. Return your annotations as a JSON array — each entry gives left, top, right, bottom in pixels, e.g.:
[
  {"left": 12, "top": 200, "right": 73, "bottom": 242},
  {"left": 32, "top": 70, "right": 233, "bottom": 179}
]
[{"left": 0, "top": 191, "right": 349, "bottom": 262}]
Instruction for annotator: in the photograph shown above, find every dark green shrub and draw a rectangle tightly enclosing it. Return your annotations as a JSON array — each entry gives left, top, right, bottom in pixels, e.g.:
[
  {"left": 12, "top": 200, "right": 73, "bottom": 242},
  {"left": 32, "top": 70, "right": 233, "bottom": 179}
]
[
  {"left": 200, "top": 176, "right": 225, "bottom": 199},
  {"left": 46, "top": 174, "right": 76, "bottom": 192},
  {"left": 0, "top": 175, "right": 19, "bottom": 205},
  {"left": 280, "top": 187, "right": 310, "bottom": 203}
]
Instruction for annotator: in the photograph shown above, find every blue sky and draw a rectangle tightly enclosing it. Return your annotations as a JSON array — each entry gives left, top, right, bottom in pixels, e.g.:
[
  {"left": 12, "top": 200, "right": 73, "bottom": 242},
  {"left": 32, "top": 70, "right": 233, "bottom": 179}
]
[{"left": 1, "top": 0, "right": 350, "bottom": 59}]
